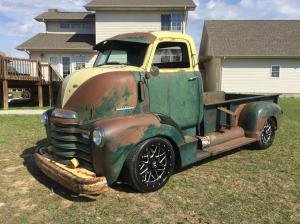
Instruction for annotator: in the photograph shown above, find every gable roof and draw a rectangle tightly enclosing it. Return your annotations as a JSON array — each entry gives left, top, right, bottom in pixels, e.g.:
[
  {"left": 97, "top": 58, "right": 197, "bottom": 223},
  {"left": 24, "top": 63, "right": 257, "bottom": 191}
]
[
  {"left": 200, "top": 20, "right": 300, "bottom": 59},
  {"left": 85, "top": 0, "right": 196, "bottom": 10},
  {"left": 16, "top": 33, "right": 95, "bottom": 51},
  {"left": 35, "top": 10, "right": 95, "bottom": 22}
]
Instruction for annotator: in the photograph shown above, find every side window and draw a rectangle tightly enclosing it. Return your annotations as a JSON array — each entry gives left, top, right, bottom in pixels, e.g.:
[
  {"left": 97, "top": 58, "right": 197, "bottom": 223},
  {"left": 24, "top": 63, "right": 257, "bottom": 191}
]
[
  {"left": 153, "top": 42, "right": 190, "bottom": 69},
  {"left": 271, "top": 65, "right": 280, "bottom": 78}
]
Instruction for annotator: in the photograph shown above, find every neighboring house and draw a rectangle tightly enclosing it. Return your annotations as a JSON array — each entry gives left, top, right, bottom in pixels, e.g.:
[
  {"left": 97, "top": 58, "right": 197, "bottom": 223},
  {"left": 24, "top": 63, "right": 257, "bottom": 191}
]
[
  {"left": 85, "top": 0, "right": 196, "bottom": 44},
  {"left": 17, "top": 10, "right": 96, "bottom": 78},
  {"left": 199, "top": 20, "right": 300, "bottom": 95},
  {"left": 17, "top": 0, "right": 196, "bottom": 78}
]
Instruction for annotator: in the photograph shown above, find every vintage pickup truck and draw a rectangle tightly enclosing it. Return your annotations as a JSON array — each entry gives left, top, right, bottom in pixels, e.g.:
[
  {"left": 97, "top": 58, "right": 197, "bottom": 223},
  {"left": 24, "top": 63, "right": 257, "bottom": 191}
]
[{"left": 35, "top": 31, "right": 282, "bottom": 195}]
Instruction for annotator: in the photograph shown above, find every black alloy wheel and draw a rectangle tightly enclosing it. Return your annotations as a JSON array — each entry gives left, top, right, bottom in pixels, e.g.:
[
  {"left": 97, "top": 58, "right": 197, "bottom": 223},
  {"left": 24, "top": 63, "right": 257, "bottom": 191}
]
[
  {"left": 255, "top": 118, "right": 276, "bottom": 149},
  {"left": 125, "top": 137, "right": 175, "bottom": 192}
]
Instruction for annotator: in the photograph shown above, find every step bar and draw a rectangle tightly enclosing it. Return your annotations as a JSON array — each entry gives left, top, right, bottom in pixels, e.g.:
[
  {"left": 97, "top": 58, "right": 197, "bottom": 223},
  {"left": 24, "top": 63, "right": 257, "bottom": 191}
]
[{"left": 197, "top": 137, "right": 257, "bottom": 160}]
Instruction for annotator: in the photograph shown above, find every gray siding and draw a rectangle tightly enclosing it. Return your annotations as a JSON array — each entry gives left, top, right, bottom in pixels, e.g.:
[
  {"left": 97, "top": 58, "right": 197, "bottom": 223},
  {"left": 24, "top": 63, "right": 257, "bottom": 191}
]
[{"left": 221, "top": 58, "right": 300, "bottom": 94}]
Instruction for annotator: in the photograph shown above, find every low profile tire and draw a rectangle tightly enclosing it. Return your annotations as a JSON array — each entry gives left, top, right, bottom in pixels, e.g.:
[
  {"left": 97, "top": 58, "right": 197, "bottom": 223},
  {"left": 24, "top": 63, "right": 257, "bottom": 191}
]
[
  {"left": 124, "top": 137, "right": 175, "bottom": 193},
  {"left": 254, "top": 118, "right": 276, "bottom": 150}
]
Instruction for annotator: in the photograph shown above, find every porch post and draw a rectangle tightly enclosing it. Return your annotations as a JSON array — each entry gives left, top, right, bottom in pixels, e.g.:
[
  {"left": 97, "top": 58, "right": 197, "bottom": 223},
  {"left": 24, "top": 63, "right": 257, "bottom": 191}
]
[
  {"left": 37, "top": 61, "right": 43, "bottom": 108},
  {"left": 2, "top": 57, "right": 8, "bottom": 110}
]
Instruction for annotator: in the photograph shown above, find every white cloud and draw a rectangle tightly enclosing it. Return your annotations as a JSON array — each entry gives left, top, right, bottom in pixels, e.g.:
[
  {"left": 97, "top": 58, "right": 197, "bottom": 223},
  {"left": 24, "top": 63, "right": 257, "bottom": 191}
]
[
  {"left": 0, "top": 0, "right": 90, "bottom": 37},
  {"left": 190, "top": 0, "right": 300, "bottom": 21},
  {"left": 1, "top": 0, "right": 300, "bottom": 56},
  {"left": 0, "top": 0, "right": 90, "bottom": 56}
]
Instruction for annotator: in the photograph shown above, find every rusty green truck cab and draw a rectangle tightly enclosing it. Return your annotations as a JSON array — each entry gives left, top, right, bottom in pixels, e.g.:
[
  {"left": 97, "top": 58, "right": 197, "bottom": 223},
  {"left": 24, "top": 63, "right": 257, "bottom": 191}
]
[{"left": 35, "top": 32, "right": 282, "bottom": 194}]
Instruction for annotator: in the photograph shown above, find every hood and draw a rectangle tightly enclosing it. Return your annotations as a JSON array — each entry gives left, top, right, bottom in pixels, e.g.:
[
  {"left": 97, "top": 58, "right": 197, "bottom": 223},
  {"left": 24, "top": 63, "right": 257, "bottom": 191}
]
[
  {"left": 59, "top": 65, "right": 144, "bottom": 107},
  {"left": 58, "top": 66, "right": 144, "bottom": 123}
]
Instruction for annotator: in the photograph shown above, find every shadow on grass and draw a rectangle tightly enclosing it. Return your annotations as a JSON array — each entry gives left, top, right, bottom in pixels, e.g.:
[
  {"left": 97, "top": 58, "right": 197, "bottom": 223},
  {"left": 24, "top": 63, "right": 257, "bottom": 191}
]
[{"left": 20, "top": 140, "right": 257, "bottom": 200}]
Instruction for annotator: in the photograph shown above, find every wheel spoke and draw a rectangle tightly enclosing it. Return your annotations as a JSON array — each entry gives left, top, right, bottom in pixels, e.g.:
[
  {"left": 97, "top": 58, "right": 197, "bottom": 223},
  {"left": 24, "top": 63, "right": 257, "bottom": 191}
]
[{"left": 135, "top": 139, "right": 174, "bottom": 190}]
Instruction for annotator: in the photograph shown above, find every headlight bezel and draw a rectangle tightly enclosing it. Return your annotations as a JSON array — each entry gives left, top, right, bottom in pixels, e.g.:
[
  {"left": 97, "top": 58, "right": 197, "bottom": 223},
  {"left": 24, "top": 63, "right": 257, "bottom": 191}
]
[
  {"left": 41, "top": 112, "right": 49, "bottom": 125},
  {"left": 93, "top": 127, "right": 105, "bottom": 147}
]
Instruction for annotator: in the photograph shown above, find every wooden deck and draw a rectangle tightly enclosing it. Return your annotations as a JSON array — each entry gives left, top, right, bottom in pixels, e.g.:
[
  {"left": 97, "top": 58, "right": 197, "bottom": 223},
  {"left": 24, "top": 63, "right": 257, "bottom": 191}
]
[{"left": 0, "top": 56, "right": 62, "bottom": 109}]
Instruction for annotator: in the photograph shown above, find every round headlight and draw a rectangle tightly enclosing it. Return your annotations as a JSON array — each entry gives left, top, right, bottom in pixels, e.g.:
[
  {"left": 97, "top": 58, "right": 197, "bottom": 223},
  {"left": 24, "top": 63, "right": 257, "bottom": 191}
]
[
  {"left": 41, "top": 112, "right": 49, "bottom": 125},
  {"left": 93, "top": 128, "right": 105, "bottom": 147}
]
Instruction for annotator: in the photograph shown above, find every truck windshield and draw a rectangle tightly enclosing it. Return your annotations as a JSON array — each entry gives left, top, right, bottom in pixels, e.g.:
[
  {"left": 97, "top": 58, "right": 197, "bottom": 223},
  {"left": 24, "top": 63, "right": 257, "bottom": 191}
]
[{"left": 94, "top": 40, "right": 149, "bottom": 67}]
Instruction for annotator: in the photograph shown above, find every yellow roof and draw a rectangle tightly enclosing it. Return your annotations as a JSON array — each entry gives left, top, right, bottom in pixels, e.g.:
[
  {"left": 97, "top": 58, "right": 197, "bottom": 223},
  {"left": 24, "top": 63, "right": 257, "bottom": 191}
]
[{"left": 151, "top": 31, "right": 192, "bottom": 40}]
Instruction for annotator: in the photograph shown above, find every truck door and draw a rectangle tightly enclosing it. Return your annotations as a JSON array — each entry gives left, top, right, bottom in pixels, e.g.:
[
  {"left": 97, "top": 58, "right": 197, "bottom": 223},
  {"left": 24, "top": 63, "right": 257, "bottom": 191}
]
[{"left": 148, "top": 41, "right": 201, "bottom": 129}]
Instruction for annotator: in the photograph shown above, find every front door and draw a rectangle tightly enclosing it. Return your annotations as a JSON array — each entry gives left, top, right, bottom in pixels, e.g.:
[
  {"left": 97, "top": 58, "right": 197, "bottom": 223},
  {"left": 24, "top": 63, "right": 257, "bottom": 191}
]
[
  {"left": 62, "top": 57, "right": 71, "bottom": 77},
  {"left": 148, "top": 41, "right": 201, "bottom": 129}
]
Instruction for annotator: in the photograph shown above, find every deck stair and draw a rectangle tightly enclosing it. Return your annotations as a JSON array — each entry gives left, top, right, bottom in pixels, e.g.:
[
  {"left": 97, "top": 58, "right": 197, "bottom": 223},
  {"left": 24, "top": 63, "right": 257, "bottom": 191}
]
[{"left": 0, "top": 56, "right": 62, "bottom": 109}]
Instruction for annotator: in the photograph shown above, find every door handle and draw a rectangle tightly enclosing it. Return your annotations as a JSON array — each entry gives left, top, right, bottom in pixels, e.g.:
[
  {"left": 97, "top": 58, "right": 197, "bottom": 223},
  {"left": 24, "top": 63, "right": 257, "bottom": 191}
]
[{"left": 188, "top": 76, "right": 199, "bottom": 81}]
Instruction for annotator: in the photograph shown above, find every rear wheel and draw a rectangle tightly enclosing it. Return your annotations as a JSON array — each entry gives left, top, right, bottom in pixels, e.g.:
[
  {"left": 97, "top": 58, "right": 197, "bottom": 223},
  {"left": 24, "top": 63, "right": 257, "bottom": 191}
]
[
  {"left": 254, "top": 118, "right": 276, "bottom": 149},
  {"left": 124, "top": 137, "right": 175, "bottom": 192}
]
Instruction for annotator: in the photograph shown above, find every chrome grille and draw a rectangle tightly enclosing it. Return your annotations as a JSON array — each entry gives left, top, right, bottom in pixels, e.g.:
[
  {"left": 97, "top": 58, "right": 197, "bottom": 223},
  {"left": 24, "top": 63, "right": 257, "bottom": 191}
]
[{"left": 49, "top": 123, "right": 93, "bottom": 170}]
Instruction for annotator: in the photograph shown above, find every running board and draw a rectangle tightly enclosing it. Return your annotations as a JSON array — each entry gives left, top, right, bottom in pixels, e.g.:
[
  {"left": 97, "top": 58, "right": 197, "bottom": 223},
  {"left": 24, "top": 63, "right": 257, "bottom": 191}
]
[{"left": 197, "top": 137, "right": 257, "bottom": 160}]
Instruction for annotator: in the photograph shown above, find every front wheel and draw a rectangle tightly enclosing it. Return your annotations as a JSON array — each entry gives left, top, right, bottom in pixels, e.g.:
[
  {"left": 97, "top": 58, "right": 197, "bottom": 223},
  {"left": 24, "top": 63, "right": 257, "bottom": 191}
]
[
  {"left": 124, "top": 137, "right": 175, "bottom": 192},
  {"left": 254, "top": 118, "right": 276, "bottom": 150}
]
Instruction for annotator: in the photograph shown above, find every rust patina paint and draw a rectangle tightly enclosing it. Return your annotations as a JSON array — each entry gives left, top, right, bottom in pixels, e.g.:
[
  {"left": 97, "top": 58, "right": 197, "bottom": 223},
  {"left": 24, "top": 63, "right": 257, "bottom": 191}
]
[
  {"left": 64, "top": 71, "right": 138, "bottom": 122},
  {"left": 91, "top": 114, "right": 163, "bottom": 183},
  {"left": 106, "top": 32, "right": 157, "bottom": 44},
  {"left": 93, "top": 114, "right": 161, "bottom": 149}
]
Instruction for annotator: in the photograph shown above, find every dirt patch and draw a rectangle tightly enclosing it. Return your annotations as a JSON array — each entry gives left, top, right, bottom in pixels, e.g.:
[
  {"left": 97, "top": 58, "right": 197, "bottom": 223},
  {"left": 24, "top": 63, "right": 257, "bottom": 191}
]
[
  {"left": 16, "top": 198, "right": 37, "bottom": 211},
  {"left": 2, "top": 165, "right": 23, "bottom": 173},
  {"left": 60, "top": 199, "right": 73, "bottom": 209}
]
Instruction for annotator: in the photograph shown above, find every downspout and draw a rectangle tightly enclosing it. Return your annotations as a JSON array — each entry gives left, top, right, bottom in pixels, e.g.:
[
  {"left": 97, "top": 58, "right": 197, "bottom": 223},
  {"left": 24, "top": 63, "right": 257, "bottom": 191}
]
[{"left": 183, "top": 7, "right": 187, "bottom": 34}]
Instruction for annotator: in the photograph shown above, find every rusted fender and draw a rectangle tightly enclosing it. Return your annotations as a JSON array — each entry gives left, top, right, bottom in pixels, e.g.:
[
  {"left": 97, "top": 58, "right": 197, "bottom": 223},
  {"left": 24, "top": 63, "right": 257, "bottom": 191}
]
[
  {"left": 92, "top": 113, "right": 184, "bottom": 185},
  {"left": 238, "top": 101, "right": 283, "bottom": 139}
]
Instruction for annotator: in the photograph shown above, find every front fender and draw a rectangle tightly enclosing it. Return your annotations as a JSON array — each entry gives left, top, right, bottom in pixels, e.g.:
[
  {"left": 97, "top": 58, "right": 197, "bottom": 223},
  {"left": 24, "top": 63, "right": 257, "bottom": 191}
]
[
  {"left": 238, "top": 101, "right": 283, "bottom": 139},
  {"left": 91, "top": 114, "right": 184, "bottom": 185}
]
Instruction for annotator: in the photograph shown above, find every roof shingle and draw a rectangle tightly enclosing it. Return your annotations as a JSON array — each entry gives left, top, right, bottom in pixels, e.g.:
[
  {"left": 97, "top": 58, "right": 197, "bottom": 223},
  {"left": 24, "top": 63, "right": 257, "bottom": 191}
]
[
  {"left": 16, "top": 33, "right": 95, "bottom": 51},
  {"left": 35, "top": 10, "right": 95, "bottom": 22},
  {"left": 200, "top": 20, "right": 300, "bottom": 58},
  {"left": 85, "top": 0, "right": 196, "bottom": 10}
]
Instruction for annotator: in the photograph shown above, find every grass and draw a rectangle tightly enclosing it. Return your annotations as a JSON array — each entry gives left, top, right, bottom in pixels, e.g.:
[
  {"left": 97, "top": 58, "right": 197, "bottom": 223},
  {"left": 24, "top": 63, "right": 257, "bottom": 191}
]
[{"left": 0, "top": 98, "right": 299, "bottom": 224}]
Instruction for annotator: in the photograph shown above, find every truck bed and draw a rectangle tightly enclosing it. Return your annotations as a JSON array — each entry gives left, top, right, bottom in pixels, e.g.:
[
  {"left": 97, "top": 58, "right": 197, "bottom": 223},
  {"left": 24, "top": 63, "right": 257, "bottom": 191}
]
[
  {"left": 203, "top": 91, "right": 279, "bottom": 106},
  {"left": 200, "top": 91, "right": 280, "bottom": 135}
]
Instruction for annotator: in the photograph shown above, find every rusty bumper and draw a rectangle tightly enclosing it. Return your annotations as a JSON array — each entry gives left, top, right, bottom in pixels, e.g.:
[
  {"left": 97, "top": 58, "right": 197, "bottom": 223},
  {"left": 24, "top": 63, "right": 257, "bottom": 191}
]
[{"left": 34, "top": 147, "right": 107, "bottom": 195}]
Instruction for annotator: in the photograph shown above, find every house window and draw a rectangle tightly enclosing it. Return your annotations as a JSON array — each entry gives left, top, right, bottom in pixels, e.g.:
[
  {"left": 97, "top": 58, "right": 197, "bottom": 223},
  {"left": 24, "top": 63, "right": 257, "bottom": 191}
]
[
  {"left": 74, "top": 55, "right": 86, "bottom": 70},
  {"left": 161, "top": 14, "right": 183, "bottom": 31},
  {"left": 271, "top": 65, "right": 280, "bottom": 77},
  {"left": 71, "top": 23, "right": 82, "bottom": 29},
  {"left": 82, "top": 23, "right": 92, "bottom": 29},
  {"left": 60, "top": 23, "right": 70, "bottom": 29},
  {"left": 153, "top": 42, "right": 190, "bottom": 69},
  {"left": 49, "top": 57, "right": 59, "bottom": 72}
]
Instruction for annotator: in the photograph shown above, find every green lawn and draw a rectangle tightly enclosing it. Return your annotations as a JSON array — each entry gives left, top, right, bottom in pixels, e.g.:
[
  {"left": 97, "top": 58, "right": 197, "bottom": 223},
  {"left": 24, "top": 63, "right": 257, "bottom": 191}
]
[{"left": 0, "top": 98, "right": 299, "bottom": 224}]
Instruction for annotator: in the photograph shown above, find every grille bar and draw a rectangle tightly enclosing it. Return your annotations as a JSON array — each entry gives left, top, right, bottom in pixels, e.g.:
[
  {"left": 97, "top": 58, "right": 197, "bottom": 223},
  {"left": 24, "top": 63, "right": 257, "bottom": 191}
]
[{"left": 49, "top": 122, "right": 93, "bottom": 170}]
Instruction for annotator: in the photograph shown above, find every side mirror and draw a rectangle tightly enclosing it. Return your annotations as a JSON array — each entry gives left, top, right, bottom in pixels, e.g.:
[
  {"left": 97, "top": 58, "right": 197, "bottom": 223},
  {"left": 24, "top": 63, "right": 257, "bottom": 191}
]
[{"left": 150, "top": 65, "right": 160, "bottom": 77}]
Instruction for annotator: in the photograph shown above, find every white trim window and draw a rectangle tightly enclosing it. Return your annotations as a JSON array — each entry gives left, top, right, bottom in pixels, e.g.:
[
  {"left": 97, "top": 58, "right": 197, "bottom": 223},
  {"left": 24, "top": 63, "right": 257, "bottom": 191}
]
[
  {"left": 161, "top": 14, "right": 183, "bottom": 32},
  {"left": 271, "top": 65, "right": 280, "bottom": 78},
  {"left": 60, "top": 23, "right": 71, "bottom": 29},
  {"left": 74, "top": 55, "right": 86, "bottom": 70}
]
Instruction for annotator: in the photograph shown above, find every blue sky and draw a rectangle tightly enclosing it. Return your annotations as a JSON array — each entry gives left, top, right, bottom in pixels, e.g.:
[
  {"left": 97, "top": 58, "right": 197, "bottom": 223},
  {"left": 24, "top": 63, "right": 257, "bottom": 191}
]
[{"left": 0, "top": 0, "right": 300, "bottom": 57}]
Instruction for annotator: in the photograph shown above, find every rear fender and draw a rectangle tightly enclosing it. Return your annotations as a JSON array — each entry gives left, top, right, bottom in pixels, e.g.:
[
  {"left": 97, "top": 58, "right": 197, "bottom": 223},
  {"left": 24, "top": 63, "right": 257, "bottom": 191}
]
[
  {"left": 238, "top": 101, "right": 283, "bottom": 139},
  {"left": 92, "top": 114, "right": 184, "bottom": 185}
]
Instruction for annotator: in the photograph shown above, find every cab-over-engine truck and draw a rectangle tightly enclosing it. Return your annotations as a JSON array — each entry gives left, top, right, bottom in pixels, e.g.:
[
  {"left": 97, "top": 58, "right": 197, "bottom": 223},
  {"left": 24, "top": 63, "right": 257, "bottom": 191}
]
[{"left": 35, "top": 32, "right": 282, "bottom": 194}]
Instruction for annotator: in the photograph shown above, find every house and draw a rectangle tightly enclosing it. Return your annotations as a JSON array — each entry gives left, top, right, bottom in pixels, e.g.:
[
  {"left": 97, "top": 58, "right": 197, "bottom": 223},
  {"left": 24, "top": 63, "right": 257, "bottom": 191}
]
[
  {"left": 17, "top": 0, "right": 196, "bottom": 78},
  {"left": 17, "top": 10, "right": 97, "bottom": 78},
  {"left": 199, "top": 20, "right": 300, "bottom": 95}
]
